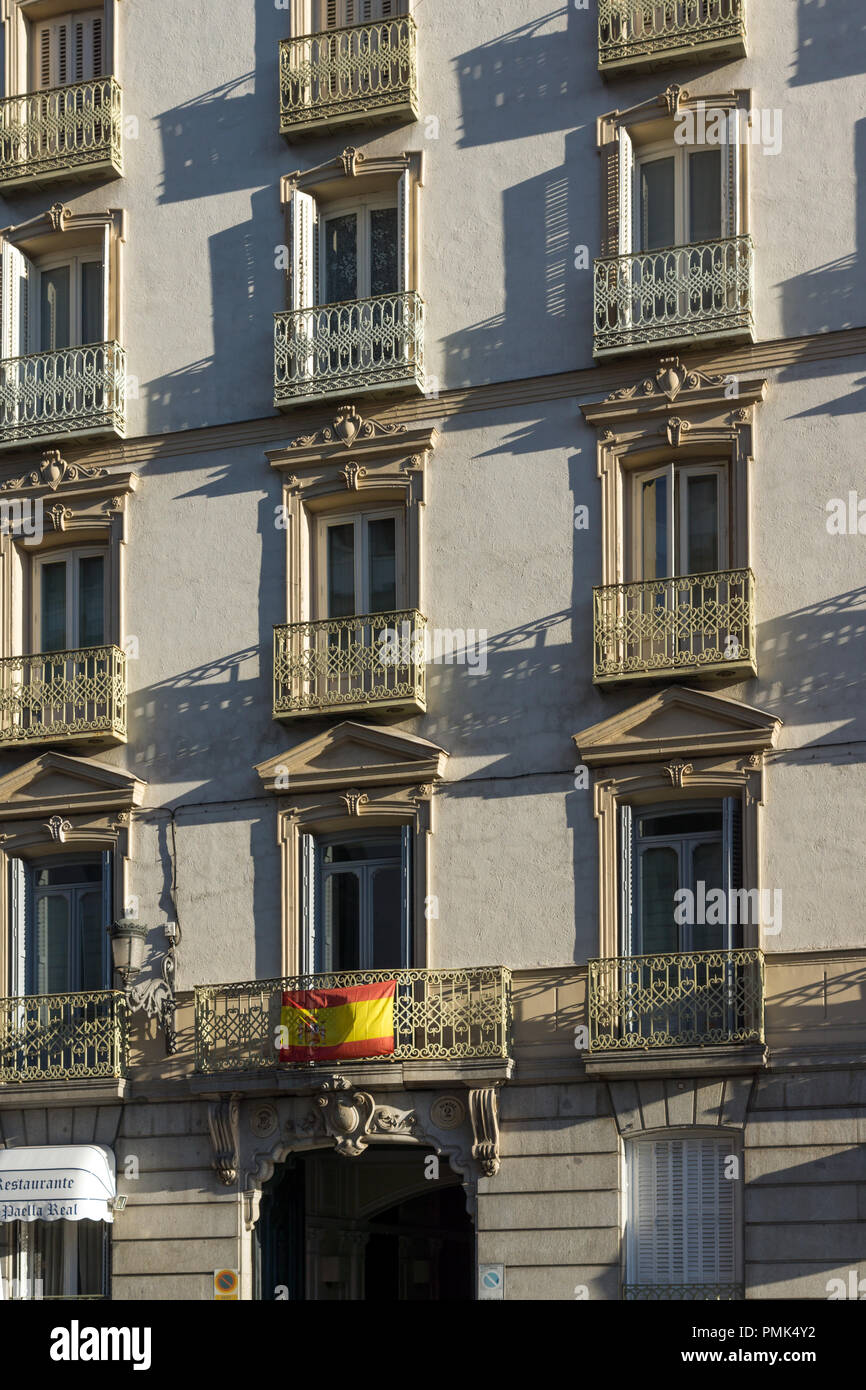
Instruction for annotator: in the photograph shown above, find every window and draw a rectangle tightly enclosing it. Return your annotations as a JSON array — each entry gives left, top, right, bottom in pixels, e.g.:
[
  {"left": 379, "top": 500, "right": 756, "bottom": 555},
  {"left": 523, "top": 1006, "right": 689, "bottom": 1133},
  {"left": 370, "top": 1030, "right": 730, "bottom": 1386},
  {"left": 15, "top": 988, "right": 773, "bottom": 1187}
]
[
  {"left": 2, "top": 237, "right": 110, "bottom": 360},
  {"left": 631, "top": 463, "right": 727, "bottom": 581},
  {"left": 302, "top": 828, "right": 411, "bottom": 973},
  {"left": 625, "top": 1136, "right": 738, "bottom": 1296},
  {"left": 0, "top": 1218, "right": 108, "bottom": 1299},
  {"left": 316, "top": 508, "right": 402, "bottom": 618},
  {"left": 30, "top": 9, "right": 103, "bottom": 91},
  {"left": 321, "top": 198, "right": 399, "bottom": 304},
  {"left": 636, "top": 144, "right": 724, "bottom": 252},
  {"left": 10, "top": 856, "right": 110, "bottom": 996},
  {"left": 313, "top": 0, "right": 403, "bottom": 30},
  {"left": 33, "top": 548, "right": 106, "bottom": 651},
  {"left": 621, "top": 801, "right": 741, "bottom": 955}
]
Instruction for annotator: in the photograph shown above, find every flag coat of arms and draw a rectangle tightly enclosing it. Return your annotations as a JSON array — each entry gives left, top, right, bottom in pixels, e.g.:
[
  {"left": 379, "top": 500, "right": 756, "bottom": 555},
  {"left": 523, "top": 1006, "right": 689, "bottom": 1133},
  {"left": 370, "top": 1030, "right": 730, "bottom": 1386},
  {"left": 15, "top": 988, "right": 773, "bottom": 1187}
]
[{"left": 279, "top": 980, "right": 397, "bottom": 1062}]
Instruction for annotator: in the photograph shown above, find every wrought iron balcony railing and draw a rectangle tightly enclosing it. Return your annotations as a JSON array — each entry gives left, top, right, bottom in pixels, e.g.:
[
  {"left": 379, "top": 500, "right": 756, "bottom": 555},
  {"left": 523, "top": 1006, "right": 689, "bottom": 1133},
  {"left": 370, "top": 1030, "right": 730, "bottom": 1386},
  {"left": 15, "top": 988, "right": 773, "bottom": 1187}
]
[
  {"left": 593, "top": 568, "right": 756, "bottom": 685},
  {"left": 274, "top": 609, "right": 426, "bottom": 718},
  {"left": 599, "top": 0, "right": 746, "bottom": 73},
  {"left": 594, "top": 236, "right": 754, "bottom": 356},
  {"left": 0, "top": 78, "right": 123, "bottom": 187},
  {"left": 280, "top": 17, "right": 418, "bottom": 134},
  {"left": 0, "top": 645, "right": 126, "bottom": 747},
  {"left": 588, "top": 950, "right": 764, "bottom": 1052},
  {"left": 195, "top": 967, "right": 512, "bottom": 1074},
  {"left": 0, "top": 990, "right": 127, "bottom": 1083},
  {"left": 274, "top": 291, "right": 425, "bottom": 407},
  {"left": 623, "top": 1283, "right": 744, "bottom": 1300},
  {"left": 0, "top": 341, "right": 126, "bottom": 447}
]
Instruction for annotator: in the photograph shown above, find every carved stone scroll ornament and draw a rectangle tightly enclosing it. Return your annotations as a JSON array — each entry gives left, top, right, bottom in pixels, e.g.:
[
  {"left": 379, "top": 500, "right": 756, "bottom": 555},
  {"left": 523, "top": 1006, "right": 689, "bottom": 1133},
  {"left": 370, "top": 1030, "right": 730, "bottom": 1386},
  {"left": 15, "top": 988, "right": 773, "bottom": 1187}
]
[
  {"left": 0, "top": 449, "right": 107, "bottom": 492},
  {"left": 468, "top": 1087, "right": 501, "bottom": 1177},
  {"left": 208, "top": 1098, "right": 241, "bottom": 1186},
  {"left": 288, "top": 403, "right": 407, "bottom": 451},
  {"left": 663, "top": 760, "right": 693, "bottom": 789},
  {"left": 605, "top": 356, "right": 726, "bottom": 405}
]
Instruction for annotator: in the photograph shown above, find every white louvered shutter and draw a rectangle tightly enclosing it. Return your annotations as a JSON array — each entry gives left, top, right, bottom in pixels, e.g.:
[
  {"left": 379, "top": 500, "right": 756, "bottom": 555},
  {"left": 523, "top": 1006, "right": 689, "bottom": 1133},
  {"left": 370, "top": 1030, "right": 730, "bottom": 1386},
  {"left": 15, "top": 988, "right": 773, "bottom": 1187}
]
[
  {"left": 617, "top": 125, "right": 634, "bottom": 254},
  {"left": 301, "top": 833, "right": 317, "bottom": 974},
  {"left": 628, "top": 1137, "right": 736, "bottom": 1289},
  {"left": 9, "top": 859, "right": 30, "bottom": 997},
  {"left": 723, "top": 109, "right": 742, "bottom": 238},
  {"left": 1, "top": 242, "right": 34, "bottom": 359},
  {"left": 289, "top": 189, "right": 317, "bottom": 310},
  {"left": 317, "top": 0, "right": 400, "bottom": 26},
  {"left": 619, "top": 802, "right": 635, "bottom": 954},
  {"left": 400, "top": 823, "right": 413, "bottom": 967},
  {"left": 396, "top": 169, "right": 411, "bottom": 293},
  {"left": 33, "top": 11, "right": 103, "bottom": 90}
]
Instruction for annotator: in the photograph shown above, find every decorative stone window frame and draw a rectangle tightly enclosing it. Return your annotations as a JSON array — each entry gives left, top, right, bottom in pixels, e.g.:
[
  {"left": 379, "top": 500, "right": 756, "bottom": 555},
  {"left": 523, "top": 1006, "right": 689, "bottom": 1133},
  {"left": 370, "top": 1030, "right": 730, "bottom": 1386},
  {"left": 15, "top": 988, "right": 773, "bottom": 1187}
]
[
  {"left": 279, "top": 149, "right": 424, "bottom": 310},
  {"left": 255, "top": 720, "right": 447, "bottom": 975},
  {"left": 574, "top": 685, "right": 781, "bottom": 959},
  {"left": 0, "top": 204, "right": 126, "bottom": 354},
  {"left": 0, "top": 749, "right": 145, "bottom": 993},
  {"left": 266, "top": 403, "right": 436, "bottom": 625},
  {"left": 597, "top": 86, "right": 752, "bottom": 258},
  {"left": 581, "top": 356, "right": 767, "bottom": 587},
  {"left": 0, "top": 450, "right": 137, "bottom": 659},
  {"left": 1, "top": 0, "right": 122, "bottom": 98}
]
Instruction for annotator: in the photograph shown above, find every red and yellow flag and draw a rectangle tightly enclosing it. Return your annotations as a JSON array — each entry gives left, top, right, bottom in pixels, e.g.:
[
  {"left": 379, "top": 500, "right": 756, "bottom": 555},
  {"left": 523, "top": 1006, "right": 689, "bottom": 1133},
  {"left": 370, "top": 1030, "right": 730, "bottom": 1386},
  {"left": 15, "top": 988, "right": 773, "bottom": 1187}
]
[{"left": 279, "top": 980, "right": 396, "bottom": 1062}]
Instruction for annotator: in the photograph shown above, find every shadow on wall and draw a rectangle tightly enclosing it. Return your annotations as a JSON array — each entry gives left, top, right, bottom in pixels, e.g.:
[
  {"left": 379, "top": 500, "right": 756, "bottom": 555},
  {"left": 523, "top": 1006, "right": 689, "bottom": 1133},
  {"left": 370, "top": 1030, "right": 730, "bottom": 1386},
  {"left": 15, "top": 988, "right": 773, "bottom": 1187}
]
[
  {"left": 144, "top": 187, "right": 280, "bottom": 433},
  {"left": 452, "top": 6, "right": 587, "bottom": 148},
  {"left": 791, "top": 0, "right": 866, "bottom": 86},
  {"left": 781, "top": 118, "right": 866, "bottom": 336},
  {"left": 755, "top": 585, "right": 866, "bottom": 734},
  {"left": 442, "top": 132, "right": 592, "bottom": 386}
]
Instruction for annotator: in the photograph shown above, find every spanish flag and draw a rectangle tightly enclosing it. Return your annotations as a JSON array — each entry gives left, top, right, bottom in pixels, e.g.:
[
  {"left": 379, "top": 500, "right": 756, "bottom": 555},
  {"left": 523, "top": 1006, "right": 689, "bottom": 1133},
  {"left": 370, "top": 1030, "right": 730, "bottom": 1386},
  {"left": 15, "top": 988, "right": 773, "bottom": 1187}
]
[{"left": 279, "top": 980, "right": 396, "bottom": 1062}]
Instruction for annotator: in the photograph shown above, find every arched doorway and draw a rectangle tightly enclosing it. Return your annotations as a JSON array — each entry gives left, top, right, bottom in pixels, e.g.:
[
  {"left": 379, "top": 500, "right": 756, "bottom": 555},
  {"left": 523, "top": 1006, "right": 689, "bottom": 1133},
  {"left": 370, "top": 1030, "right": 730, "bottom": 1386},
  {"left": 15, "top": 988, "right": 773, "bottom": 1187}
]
[{"left": 254, "top": 1146, "right": 474, "bottom": 1301}]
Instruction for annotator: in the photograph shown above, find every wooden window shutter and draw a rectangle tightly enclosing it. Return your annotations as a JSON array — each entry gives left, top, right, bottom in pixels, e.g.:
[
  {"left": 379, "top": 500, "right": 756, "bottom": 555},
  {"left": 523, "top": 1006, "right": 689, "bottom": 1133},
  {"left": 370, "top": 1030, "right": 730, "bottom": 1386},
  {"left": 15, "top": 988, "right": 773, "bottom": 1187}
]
[
  {"left": 396, "top": 168, "right": 411, "bottom": 293},
  {"left": 9, "top": 858, "right": 30, "bottom": 997},
  {"left": 289, "top": 189, "right": 318, "bottom": 310},
  {"left": 619, "top": 802, "right": 635, "bottom": 954},
  {"left": 617, "top": 125, "right": 634, "bottom": 255},
  {"left": 301, "top": 833, "right": 317, "bottom": 974},
  {"left": 1, "top": 243, "right": 34, "bottom": 359},
  {"left": 400, "top": 824, "right": 413, "bottom": 967},
  {"left": 723, "top": 109, "right": 742, "bottom": 238},
  {"left": 628, "top": 1137, "right": 736, "bottom": 1288}
]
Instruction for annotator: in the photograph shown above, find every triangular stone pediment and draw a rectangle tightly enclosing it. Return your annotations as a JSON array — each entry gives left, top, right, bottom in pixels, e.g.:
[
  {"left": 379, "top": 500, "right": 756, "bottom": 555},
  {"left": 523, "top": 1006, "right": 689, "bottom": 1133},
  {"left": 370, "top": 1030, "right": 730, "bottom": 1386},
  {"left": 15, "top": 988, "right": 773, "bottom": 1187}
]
[
  {"left": 574, "top": 687, "right": 781, "bottom": 766},
  {"left": 256, "top": 721, "right": 448, "bottom": 793},
  {"left": 0, "top": 752, "right": 146, "bottom": 819}
]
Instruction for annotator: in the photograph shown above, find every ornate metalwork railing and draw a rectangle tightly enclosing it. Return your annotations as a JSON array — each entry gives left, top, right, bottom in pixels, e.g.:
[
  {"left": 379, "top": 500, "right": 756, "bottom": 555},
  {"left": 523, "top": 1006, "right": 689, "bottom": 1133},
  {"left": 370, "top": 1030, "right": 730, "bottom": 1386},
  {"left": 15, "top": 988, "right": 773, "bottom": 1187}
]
[
  {"left": 195, "top": 967, "right": 512, "bottom": 1073},
  {"left": 588, "top": 950, "right": 764, "bottom": 1052},
  {"left": 599, "top": 0, "right": 746, "bottom": 69},
  {"left": 623, "top": 1283, "right": 744, "bottom": 1300},
  {"left": 0, "top": 78, "right": 122, "bottom": 185},
  {"left": 594, "top": 236, "right": 754, "bottom": 355},
  {"left": 593, "top": 568, "right": 756, "bottom": 683},
  {"left": 274, "top": 609, "right": 426, "bottom": 716},
  {"left": 0, "top": 990, "right": 128, "bottom": 1082},
  {"left": 0, "top": 341, "right": 126, "bottom": 445},
  {"left": 280, "top": 18, "right": 418, "bottom": 132},
  {"left": 274, "top": 292, "right": 424, "bottom": 406},
  {"left": 0, "top": 645, "right": 126, "bottom": 746}
]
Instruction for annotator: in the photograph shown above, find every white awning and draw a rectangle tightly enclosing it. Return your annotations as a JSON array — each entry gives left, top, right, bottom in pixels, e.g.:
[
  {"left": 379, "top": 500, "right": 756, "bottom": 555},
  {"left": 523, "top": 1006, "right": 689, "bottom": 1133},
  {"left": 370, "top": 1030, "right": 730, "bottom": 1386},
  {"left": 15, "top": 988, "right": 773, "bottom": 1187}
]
[{"left": 0, "top": 1144, "right": 116, "bottom": 1223}]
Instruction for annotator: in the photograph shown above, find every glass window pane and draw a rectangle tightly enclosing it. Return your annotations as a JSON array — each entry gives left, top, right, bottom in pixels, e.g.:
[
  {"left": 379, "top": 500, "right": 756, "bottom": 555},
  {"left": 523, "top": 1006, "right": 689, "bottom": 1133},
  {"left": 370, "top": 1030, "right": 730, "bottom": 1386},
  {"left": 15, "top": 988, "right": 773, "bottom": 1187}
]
[
  {"left": 35, "top": 862, "right": 101, "bottom": 887},
  {"left": 639, "top": 847, "right": 680, "bottom": 955},
  {"left": 40, "top": 266, "right": 71, "bottom": 352},
  {"left": 685, "top": 474, "right": 720, "bottom": 574},
  {"left": 639, "top": 158, "right": 675, "bottom": 251},
  {"left": 78, "top": 555, "right": 104, "bottom": 647},
  {"left": 40, "top": 561, "right": 67, "bottom": 651},
  {"left": 324, "top": 213, "right": 358, "bottom": 303},
  {"left": 79, "top": 889, "right": 104, "bottom": 991},
  {"left": 324, "top": 870, "right": 360, "bottom": 972},
  {"left": 639, "top": 811, "right": 722, "bottom": 838},
  {"left": 370, "top": 866, "right": 402, "bottom": 969},
  {"left": 76, "top": 1220, "right": 105, "bottom": 1297},
  {"left": 322, "top": 835, "right": 400, "bottom": 864},
  {"left": 693, "top": 840, "right": 725, "bottom": 949},
  {"left": 366, "top": 516, "right": 397, "bottom": 613},
  {"left": 35, "top": 894, "right": 70, "bottom": 993},
  {"left": 641, "top": 474, "right": 669, "bottom": 580},
  {"left": 689, "top": 149, "right": 722, "bottom": 243},
  {"left": 326, "top": 523, "right": 356, "bottom": 618},
  {"left": 30, "top": 1220, "right": 66, "bottom": 1297},
  {"left": 369, "top": 207, "right": 398, "bottom": 297},
  {"left": 81, "top": 261, "right": 104, "bottom": 345}
]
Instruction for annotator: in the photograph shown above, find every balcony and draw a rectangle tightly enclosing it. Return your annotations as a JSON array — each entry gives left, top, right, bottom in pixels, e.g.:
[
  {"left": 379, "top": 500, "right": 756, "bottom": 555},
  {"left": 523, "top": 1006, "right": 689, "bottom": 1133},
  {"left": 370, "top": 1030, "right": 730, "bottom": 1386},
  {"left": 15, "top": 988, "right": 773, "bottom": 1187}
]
[
  {"left": 279, "top": 17, "right": 418, "bottom": 136},
  {"left": 0, "top": 990, "right": 127, "bottom": 1083},
  {"left": 599, "top": 0, "right": 747, "bottom": 75},
  {"left": 274, "top": 291, "right": 424, "bottom": 408},
  {"left": 0, "top": 645, "right": 126, "bottom": 748},
  {"left": 593, "top": 569, "right": 756, "bottom": 687},
  {"left": 594, "top": 236, "right": 754, "bottom": 357},
  {"left": 623, "top": 1283, "right": 744, "bottom": 1300},
  {"left": 587, "top": 949, "right": 765, "bottom": 1071},
  {"left": 0, "top": 341, "right": 126, "bottom": 448},
  {"left": 0, "top": 78, "right": 123, "bottom": 190},
  {"left": 274, "top": 609, "right": 426, "bottom": 719},
  {"left": 194, "top": 967, "right": 512, "bottom": 1075}
]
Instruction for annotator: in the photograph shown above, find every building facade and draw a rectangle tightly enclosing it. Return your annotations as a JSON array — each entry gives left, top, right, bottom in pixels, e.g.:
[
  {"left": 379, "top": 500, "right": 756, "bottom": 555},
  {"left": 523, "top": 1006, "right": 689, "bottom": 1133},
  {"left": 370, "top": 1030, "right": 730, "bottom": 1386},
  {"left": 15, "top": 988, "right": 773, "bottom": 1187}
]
[{"left": 0, "top": 0, "right": 864, "bottom": 1301}]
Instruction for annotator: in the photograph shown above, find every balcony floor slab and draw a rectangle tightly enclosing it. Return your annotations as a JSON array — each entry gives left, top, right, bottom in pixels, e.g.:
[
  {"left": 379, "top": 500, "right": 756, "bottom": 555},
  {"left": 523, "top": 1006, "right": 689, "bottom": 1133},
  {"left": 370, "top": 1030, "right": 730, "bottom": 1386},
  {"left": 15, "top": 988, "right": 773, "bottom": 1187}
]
[{"left": 585, "top": 1044, "right": 767, "bottom": 1080}]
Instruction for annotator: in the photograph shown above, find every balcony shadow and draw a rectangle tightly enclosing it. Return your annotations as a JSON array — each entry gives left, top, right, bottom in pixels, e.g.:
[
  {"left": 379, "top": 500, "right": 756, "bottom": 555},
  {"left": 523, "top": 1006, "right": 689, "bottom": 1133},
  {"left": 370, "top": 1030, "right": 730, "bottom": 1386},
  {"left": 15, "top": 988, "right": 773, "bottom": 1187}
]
[
  {"left": 790, "top": 0, "right": 866, "bottom": 86},
  {"left": 452, "top": 7, "right": 585, "bottom": 148},
  {"left": 779, "top": 117, "right": 866, "bottom": 336},
  {"left": 441, "top": 130, "right": 592, "bottom": 386},
  {"left": 755, "top": 585, "right": 866, "bottom": 734}
]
